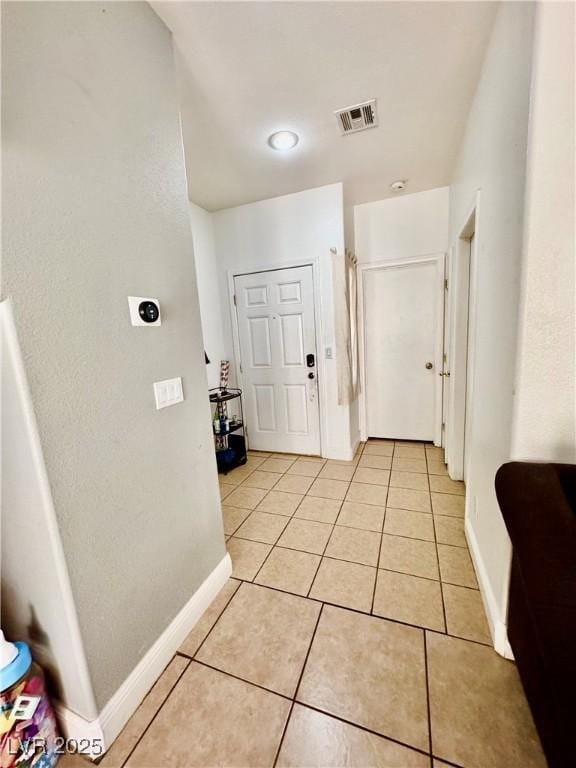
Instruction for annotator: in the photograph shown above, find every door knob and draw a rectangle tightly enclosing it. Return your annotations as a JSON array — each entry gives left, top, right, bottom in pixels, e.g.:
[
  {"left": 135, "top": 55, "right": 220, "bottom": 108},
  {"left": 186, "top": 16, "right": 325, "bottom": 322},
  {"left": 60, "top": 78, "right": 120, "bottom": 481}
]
[
  {"left": 425, "top": 362, "right": 433, "bottom": 370},
  {"left": 308, "top": 372, "right": 315, "bottom": 380}
]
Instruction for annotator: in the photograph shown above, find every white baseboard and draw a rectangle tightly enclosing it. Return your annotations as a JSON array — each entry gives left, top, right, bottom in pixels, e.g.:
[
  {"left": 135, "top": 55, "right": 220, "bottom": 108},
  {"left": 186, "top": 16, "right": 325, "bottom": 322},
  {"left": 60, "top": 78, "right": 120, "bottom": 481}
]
[
  {"left": 56, "top": 552, "right": 232, "bottom": 758},
  {"left": 464, "top": 518, "right": 514, "bottom": 659},
  {"left": 54, "top": 703, "right": 105, "bottom": 756}
]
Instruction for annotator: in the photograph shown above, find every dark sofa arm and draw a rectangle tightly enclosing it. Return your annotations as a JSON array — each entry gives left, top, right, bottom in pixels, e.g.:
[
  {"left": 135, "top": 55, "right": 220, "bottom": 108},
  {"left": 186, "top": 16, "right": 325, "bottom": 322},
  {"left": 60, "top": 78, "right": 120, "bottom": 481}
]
[
  {"left": 495, "top": 461, "right": 576, "bottom": 768},
  {"left": 495, "top": 462, "right": 576, "bottom": 606}
]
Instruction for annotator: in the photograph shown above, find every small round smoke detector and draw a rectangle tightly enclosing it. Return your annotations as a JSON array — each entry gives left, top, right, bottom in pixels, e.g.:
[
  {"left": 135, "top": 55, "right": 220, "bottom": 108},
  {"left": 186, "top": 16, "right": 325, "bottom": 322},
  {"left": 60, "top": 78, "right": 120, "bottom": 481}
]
[{"left": 390, "top": 180, "right": 407, "bottom": 192}]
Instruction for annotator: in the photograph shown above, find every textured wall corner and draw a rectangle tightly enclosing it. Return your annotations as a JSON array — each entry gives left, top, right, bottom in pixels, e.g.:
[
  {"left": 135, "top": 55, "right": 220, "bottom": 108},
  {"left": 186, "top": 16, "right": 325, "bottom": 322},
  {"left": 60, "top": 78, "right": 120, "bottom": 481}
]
[{"left": 2, "top": 1, "right": 225, "bottom": 708}]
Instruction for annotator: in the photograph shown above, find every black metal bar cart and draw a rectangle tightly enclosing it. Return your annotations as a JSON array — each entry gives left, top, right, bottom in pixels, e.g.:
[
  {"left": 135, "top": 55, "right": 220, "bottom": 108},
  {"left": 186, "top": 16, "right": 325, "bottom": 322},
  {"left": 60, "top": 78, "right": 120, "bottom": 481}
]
[{"left": 209, "top": 387, "right": 247, "bottom": 474}]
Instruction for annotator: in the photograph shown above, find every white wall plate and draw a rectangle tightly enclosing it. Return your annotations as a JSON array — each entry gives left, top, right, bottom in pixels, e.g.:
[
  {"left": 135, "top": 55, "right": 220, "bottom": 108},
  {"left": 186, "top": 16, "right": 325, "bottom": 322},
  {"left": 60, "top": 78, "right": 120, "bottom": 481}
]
[
  {"left": 153, "top": 377, "right": 183, "bottom": 410},
  {"left": 128, "top": 296, "right": 162, "bottom": 326}
]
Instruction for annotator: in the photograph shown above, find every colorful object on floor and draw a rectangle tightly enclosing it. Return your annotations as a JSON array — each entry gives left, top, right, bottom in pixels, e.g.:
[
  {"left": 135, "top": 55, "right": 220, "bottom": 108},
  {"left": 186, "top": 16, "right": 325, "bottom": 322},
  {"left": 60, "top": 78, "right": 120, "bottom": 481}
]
[{"left": 0, "top": 631, "right": 59, "bottom": 767}]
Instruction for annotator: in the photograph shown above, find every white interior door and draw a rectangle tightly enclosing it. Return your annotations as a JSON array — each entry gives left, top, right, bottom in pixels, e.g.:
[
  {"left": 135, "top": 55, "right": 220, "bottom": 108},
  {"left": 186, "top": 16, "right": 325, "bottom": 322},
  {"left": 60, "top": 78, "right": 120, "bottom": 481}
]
[
  {"left": 234, "top": 266, "right": 320, "bottom": 455},
  {"left": 364, "top": 260, "right": 442, "bottom": 441}
]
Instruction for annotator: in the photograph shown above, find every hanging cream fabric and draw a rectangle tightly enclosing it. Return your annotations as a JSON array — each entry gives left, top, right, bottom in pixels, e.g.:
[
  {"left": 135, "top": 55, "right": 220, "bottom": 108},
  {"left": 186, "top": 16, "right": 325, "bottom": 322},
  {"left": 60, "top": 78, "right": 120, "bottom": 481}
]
[{"left": 332, "top": 249, "right": 360, "bottom": 405}]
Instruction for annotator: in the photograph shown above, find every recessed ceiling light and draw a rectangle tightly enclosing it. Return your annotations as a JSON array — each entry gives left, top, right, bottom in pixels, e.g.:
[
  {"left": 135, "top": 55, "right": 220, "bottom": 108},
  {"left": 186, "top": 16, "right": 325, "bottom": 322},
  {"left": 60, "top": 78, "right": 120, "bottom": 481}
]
[
  {"left": 390, "top": 180, "right": 407, "bottom": 192},
  {"left": 268, "top": 130, "right": 299, "bottom": 151}
]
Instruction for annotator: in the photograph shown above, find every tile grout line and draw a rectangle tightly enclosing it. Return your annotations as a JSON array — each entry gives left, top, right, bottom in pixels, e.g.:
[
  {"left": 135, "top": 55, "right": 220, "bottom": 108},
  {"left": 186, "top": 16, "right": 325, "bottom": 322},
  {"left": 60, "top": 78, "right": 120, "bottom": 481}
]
[
  {"left": 181, "top": 635, "right": 442, "bottom": 764},
  {"left": 179, "top": 579, "right": 243, "bottom": 661},
  {"left": 212, "top": 577, "right": 492, "bottom": 649},
  {"left": 423, "top": 630, "right": 434, "bottom": 762},
  {"left": 230, "top": 449, "right": 482, "bottom": 601},
  {"left": 250, "top": 522, "right": 291, "bottom": 585},
  {"left": 229, "top": 505, "right": 478, "bottom": 592},
  {"left": 369, "top": 461, "right": 389, "bottom": 614},
  {"left": 272, "top": 603, "right": 325, "bottom": 768},
  {"left": 219, "top": 448, "right": 491, "bottom": 749},
  {"left": 227, "top": 451, "right": 479, "bottom": 592},
  {"left": 305, "top": 496, "right": 347, "bottom": 598},
  {"left": 143, "top": 446, "right": 488, "bottom": 765},
  {"left": 228, "top": 506, "right": 466, "bottom": 539},
  {"left": 228, "top": 459, "right": 485, "bottom": 681},
  {"left": 297, "top": 700, "right": 434, "bottom": 761},
  {"left": 192, "top": 657, "right": 293, "bottom": 702},
  {"left": 119, "top": 655, "right": 192, "bottom": 767},
  {"left": 427, "top": 452, "right": 449, "bottom": 634}
]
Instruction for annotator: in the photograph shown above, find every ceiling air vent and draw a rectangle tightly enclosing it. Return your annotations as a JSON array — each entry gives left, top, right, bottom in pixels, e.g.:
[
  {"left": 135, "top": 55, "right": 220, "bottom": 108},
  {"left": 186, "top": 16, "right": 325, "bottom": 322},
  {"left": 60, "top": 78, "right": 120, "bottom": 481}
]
[{"left": 334, "top": 99, "right": 377, "bottom": 135}]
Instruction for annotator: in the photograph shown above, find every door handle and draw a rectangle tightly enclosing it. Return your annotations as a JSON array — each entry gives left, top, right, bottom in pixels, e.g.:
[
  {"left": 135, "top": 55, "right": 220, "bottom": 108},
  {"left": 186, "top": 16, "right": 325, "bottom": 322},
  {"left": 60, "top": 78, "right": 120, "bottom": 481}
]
[{"left": 425, "top": 362, "right": 433, "bottom": 370}]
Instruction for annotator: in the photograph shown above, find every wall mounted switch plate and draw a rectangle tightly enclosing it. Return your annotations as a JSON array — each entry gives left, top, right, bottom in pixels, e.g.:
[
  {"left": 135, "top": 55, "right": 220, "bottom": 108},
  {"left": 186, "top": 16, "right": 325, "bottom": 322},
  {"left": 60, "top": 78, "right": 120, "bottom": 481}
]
[{"left": 153, "top": 377, "right": 183, "bottom": 409}]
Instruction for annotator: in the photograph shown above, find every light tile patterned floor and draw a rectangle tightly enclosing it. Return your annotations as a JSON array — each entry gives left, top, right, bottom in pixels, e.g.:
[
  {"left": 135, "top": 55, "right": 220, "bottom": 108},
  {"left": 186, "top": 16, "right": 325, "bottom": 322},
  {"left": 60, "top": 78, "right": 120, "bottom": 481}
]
[{"left": 69, "top": 441, "right": 546, "bottom": 768}]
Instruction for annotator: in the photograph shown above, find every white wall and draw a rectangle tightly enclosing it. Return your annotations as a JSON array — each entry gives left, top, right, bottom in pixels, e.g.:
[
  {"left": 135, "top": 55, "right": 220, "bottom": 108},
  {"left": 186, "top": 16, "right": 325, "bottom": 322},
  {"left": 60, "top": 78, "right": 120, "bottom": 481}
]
[
  {"left": 511, "top": 0, "right": 576, "bottom": 463},
  {"left": 212, "top": 183, "right": 354, "bottom": 459},
  {"left": 189, "top": 202, "right": 230, "bottom": 389},
  {"left": 354, "top": 187, "right": 449, "bottom": 263},
  {"left": 448, "top": 2, "right": 535, "bottom": 646},
  {"left": 353, "top": 188, "right": 449, "bottom": 443}
]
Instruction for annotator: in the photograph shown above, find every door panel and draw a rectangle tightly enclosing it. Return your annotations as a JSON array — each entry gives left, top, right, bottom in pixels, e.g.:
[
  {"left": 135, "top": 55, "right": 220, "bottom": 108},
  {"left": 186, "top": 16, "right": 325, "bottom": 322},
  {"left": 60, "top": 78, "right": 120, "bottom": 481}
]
[
  {"left": 235, "top": 266, "right": 320, "bottom": 454},
  {"left": 253, "top": 385, "right": 276, "bottom": 432},
  {"left": 280, "top": 314, "right": 304, "bottom": 366},
  {"left": 364, "top": 261, "right": 441, "bottom": 441},
  {"left": 285, "top": 385, "right": 308, "bottom": 434},
  {"left": 248, "top": 317, "right": 272, "bottom": 366}
]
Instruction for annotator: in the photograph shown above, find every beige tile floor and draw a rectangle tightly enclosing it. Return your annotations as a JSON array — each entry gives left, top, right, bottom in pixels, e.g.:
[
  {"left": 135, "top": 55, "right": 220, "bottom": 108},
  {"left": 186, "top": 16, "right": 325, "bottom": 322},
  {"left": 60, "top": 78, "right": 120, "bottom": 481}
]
[{"left": 64, "top": 441, "right": 546, "bottom": 768}]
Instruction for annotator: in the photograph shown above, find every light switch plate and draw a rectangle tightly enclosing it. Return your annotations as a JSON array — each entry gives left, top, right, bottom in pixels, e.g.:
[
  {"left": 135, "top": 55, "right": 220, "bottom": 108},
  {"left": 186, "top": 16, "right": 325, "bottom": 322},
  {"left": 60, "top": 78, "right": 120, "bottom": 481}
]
[
  {"left": 153, "top": 377, "right": 184, "bottom": 410},
  {"left": 325, "top": 346, "right": 333, "bottom": 359}
]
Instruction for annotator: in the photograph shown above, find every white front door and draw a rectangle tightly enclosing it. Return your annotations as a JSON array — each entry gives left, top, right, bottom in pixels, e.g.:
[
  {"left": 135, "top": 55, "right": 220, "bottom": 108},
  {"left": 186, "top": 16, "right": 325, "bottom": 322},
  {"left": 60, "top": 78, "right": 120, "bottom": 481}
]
[
  {"left": 364, "top": 260, "right": 442, "bottom": 441},
  {"left": 234, "top": 266, "right": 320, "bottom": 455}
]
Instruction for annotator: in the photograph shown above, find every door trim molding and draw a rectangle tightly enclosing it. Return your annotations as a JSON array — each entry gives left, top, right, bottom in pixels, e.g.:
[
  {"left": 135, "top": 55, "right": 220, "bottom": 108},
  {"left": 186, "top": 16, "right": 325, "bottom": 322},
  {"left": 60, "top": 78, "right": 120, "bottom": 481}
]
[
  {"left": 446, "top": 190, "right": 481, "bottom": 480},
  {"left": 227, "top": 260, "right": 325, "bottom": 457},
  {"left": 358, "top": 253, "right": 446, "bottom": 445}
]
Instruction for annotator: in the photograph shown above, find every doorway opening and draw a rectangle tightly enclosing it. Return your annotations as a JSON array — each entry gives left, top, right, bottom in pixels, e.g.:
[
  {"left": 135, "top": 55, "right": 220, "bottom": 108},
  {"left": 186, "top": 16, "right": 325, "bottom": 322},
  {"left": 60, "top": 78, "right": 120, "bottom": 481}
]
[{"left": 445, "top": 194, "right": 480, "bottom": 481}]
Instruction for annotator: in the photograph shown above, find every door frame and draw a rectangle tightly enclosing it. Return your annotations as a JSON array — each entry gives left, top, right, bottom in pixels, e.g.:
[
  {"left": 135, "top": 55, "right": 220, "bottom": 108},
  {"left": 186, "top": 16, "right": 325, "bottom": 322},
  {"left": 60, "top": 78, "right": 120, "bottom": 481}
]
[
  {"left": 441, "top": 246, "right": 452, "bottom": 449},
  {"left": 227, "top": 258, "right": 325, "bottom": 456},
  {"left": 446, "top": 190, "right": 481, "bottom": 480},
  {"left": 358, "top": 253, "right": 446, "bottom": 445}
]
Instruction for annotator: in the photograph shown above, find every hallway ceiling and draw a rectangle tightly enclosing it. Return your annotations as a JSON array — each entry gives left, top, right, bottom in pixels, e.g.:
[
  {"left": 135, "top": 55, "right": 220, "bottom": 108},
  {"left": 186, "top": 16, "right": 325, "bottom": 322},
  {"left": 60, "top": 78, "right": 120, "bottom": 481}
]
[{"left": 151, "top": 1, "right": 497, "bottom": 211}]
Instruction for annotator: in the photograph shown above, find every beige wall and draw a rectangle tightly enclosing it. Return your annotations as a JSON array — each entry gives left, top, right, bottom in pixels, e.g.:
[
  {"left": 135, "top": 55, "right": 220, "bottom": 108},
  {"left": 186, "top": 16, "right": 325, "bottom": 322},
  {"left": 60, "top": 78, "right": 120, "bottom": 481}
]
[
  {"left": 512, "top": 0, "right": 576, "bottom": 463},
  {"left": 2, "top": 1, "right": 225, "bottom": 710},
  {"left": 448, "top": 2, "right": 535, "bottom": 642}
]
